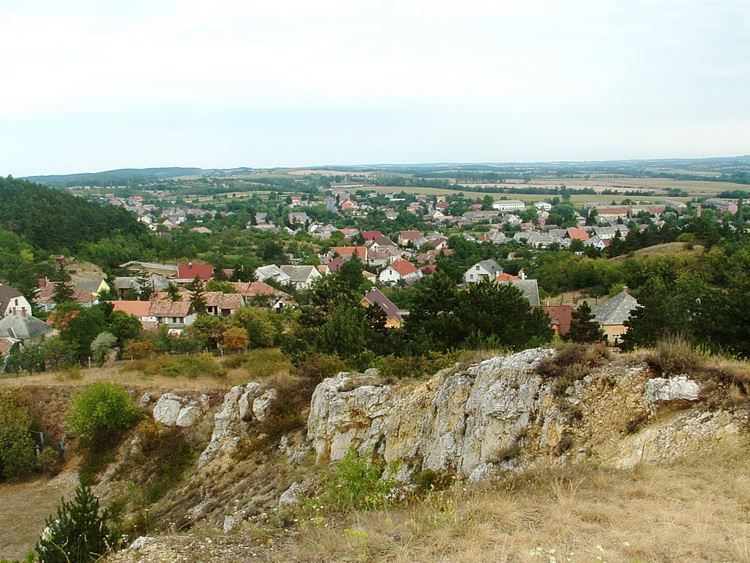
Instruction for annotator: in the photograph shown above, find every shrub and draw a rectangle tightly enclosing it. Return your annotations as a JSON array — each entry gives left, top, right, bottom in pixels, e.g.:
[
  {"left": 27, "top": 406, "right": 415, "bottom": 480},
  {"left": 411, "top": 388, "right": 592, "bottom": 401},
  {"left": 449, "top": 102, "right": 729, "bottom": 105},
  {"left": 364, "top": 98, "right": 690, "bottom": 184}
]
[
  {"left": 35, "top": 483, "right": 119, "bottom": 562},
  {"left": 0, "top": 393, "right": 37, "bottom": 481},
  {"left": 295, "top": 353, "right": 346, "bottom": 383},
  {"left": 143, "top": 353, "right": 227, "bottom": 379},
  {"left": 323, "top": 447, "right": 398, "bottom": 511},
  {"left": 38, "top": 447, "right": 63, "bottom": 477},
  {"left": 645, "top": 335, "right": 703, "bottom": 376},
  {"left": 66, "top": 382, "right": 141, "bottom": 446},
  {"left": 122, "top": 340, "right": 156, "bottom": 360},
  {"left": 223, "top": 326, "right": 250, "bottom": 353}
]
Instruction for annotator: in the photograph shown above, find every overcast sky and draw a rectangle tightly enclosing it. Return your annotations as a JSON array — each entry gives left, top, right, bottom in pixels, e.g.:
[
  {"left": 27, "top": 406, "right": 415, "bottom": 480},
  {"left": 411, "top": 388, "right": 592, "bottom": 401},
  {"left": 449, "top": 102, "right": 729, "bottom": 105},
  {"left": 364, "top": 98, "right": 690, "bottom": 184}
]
[{"left": 2, "top": 0, "right": 748, "bottom": 176}]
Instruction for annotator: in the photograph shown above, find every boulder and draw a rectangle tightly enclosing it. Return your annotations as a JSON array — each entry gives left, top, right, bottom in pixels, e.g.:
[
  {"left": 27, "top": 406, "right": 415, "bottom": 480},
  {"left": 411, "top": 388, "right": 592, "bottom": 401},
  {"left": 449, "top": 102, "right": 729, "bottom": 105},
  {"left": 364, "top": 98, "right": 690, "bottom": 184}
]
[
  {"left": 646, "top": 376, "right": 701, "bottom": 412},
  {"left": 153, "top": 393, "right": 208, "bottom": 428}
]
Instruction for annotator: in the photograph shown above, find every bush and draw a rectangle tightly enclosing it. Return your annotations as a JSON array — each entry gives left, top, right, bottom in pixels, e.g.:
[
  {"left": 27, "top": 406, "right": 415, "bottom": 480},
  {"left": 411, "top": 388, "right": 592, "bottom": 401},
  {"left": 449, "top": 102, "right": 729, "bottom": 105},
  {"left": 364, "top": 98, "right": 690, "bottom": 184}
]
[
  {"left": 67, "top": 382, "right": 141, "bottom": 446},
  {"left": 122, "top": 340, "right": 156, "bottom": 360},
  {"left": 38, "top": 447, "right": 63, "bottom": 477},
  {"left": 295, "top": 353, "right": 346, "bottom": 383},
  {"left": 323, "top": 447, "right": 398, "bottom": 511},
  {"left": 0, "top": 393, "right": 37, "bottom": 481},
  {"left": 645, "top": 335, "right": 703, "bottom": 376},
  {"left": 35, "top": 483, "right": 119, "bottom": 562}
]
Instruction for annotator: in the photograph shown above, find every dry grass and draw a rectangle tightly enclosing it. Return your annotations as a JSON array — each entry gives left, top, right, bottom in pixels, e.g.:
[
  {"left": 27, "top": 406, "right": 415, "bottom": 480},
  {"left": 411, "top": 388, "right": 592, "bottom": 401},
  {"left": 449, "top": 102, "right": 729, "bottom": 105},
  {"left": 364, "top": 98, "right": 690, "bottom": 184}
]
[{"left": 275, "top": 441, "right": 750, "bottom": 562}]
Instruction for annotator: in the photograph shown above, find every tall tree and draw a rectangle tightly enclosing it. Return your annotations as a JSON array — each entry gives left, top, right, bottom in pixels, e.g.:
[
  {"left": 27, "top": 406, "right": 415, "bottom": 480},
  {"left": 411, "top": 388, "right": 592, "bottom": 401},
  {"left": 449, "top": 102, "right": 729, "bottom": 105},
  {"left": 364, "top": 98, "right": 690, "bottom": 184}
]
[{"left": 565, "top": 302, "right": 605, "bottom": 343}]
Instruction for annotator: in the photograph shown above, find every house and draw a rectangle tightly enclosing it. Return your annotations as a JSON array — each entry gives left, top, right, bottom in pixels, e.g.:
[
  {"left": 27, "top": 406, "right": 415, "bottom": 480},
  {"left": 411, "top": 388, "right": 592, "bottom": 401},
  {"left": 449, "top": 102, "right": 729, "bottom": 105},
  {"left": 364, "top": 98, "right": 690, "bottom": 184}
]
[
  {"left": 366, "top": 247, "right": 402, "bottom": 268},
  {"left": 543, "top": 305, "right": 574, "bottom": 337},
  {"left": 361, "top": 288, "right": 404, "bottom": 328},
  {"left": 148, "top": 296, "right": 197, "bottom": 328},
  {"left": 0, "top": 285, "right": 32, "bottom": 318},
  {"left": 0, "top": 308, "right": 58, "bottom": 342},
  {"left": 331, "top": 246, "right": 368, "bottom": 262},
  {"left": 497, "top": 279, "right": 541, "bottom": 307},
  {"left": 175, "top": 263, "right": 215, "bottom": 283},
  {"left": 255, "top": 265, "right": 292, "bottom": 285},
  {"left": 35, "top": 280, "right": 98, "bottom": 312},
  {"left": 565, "top": 228, "right": 589, "bottom": 241},
  {"left": 111, "top": 301, "right": 158, "bottom": 329},
  {"left": 204, "top": 292, "right": 245, "bottom": 316},
  {"left": 464, "top": 259, "right": 503, "bottom": 284},
  {"left": 492, "top": 199, "right": 526, "bottom": 212},
  {"left": 74, "top": 279, "right": 110, "bottom": 297},
  {"left": 367, "top": 236, "right": 399, "bottom": 252},
  {"left": 362, "top": 231, "right": 383, "bottom": 241},
  {"left": 113, "top": 275, "right": 170, "bottom": 297},
  {"left": 279, "top": 265, "right": 322, "bottom": 290},
  {"left": 378, "top": 259, "right": 422, "bottom": 285},
  {"left": 233, "top": 282, "right": 293, "bottom": 309},
  {"left": 288, "top": 212, "right": 309, "bottom": 225},
  {"left": 398, "top": 230, "right": 423, "bottom": 247},
  {"left": 592, "top": 289, "right": 639, "bottom": 344}
]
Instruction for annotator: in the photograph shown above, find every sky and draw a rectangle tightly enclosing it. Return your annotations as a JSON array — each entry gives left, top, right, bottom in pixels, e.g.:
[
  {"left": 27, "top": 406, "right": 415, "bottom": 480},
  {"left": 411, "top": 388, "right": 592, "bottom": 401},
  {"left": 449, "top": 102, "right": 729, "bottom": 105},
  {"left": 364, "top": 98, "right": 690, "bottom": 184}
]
[{"left": 1, "top": 0, "right": 749, "bottom": 176}]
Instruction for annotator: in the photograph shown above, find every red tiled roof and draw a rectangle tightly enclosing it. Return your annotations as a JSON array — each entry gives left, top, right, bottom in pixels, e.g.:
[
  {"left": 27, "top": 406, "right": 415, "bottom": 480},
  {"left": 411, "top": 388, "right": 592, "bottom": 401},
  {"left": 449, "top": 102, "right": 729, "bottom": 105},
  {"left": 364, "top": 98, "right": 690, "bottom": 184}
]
[
  {"left": 112, "top": 301, "right": 152, "bottom": 317},
  {"left": 543, "top": 306, "right": 574, "bottom": 335},
  {"left": 496, "top": 273, "right": 521, "bottom": 281},
  {"left": 177, "top": 263, "right": 215, "bottom": 281},
  {"left": 362, "top": 231, "right": 383, "bottom": 240},
  {"left": 566, "top": 228, "right": 589, "bottom": 241},
  {"left": 388, "top": 259, "right": 418, "bottom": 276},
  {"left": 332, "top": 246, "right": 367, "bottom": 259}
]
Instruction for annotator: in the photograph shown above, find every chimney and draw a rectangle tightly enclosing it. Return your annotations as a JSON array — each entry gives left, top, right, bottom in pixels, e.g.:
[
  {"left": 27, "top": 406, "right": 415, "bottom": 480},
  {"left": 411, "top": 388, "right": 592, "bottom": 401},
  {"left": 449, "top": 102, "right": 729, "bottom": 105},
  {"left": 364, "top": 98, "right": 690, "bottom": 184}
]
[
  {"left": 623, "top": 286, "right": 629, "bottom": 293},
  {"left": 12, "top": 307, "right": 16, "bottom": 315},
  {"left": 519, "top": 268, "right": 527, "bottom": 280},
  {"left": 21, "top": 307, "right": 26, "bottom": 317}
]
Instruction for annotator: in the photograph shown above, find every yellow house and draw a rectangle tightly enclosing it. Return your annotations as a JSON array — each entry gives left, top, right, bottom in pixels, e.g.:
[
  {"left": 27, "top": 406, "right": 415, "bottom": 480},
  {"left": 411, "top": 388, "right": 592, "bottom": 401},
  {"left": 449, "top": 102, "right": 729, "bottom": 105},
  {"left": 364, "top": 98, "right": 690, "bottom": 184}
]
[
  {"left": 592, "top": 289, "right": 639, "bottom": 345},
  {"left": 361, "top": 288, "right": 404, "bottom": 329}
]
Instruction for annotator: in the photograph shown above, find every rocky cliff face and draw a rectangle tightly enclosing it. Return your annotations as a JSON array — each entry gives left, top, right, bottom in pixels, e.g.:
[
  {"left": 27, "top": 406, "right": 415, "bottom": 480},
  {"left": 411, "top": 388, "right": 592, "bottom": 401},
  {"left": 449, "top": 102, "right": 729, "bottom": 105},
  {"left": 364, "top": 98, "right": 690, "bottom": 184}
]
[
  {"left": 306, "top": 348, "right": 745, "bottom": 481},
  {"left": 107, "top": 348, "right": 746, "bottom": 539}
]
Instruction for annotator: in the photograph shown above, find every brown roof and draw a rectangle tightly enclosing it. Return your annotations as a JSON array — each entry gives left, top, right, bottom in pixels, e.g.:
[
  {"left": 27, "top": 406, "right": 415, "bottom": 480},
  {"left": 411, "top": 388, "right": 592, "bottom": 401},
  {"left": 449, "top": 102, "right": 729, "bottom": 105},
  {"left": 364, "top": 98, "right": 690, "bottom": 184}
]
[
  {"left": 362, "top": 288, "right": 403, "bottom": 324},
  {"left": 204, "top": 292, "right": 244, "bottom": 310},
  {"left": 149, "top": 298, "right": 193, "bottom": 318},
  {"left": 35, "top": 282, "right": 96, "bottom": 304},
  {"left": 233, "top": 282, "right": 288, "bottom": 298},
  {"left": 543, "top": 306, "right": 574, "bottom": 335}
]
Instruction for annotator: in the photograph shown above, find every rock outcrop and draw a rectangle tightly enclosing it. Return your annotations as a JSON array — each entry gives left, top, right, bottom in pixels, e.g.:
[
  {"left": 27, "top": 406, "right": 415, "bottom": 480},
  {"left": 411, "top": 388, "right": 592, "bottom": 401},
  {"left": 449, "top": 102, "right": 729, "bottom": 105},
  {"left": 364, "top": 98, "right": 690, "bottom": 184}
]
[
  {"left": 153, "top": 393, "right": 211, "bottom": 428},
  {"left": 307, "top": 348, "right": 559, "bottom": 480}
]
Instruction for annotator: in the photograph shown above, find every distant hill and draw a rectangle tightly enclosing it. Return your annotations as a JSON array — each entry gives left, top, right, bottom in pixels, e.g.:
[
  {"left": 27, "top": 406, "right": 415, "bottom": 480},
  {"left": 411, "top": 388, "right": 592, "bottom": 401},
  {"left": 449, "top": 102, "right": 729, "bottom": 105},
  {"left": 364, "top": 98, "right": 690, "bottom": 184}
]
[
  {"left": 0, "top": 176, "right": 146, "bottom": 252},
  {"left": 23, "top": 167, "right": 203, "bottom": 188}
]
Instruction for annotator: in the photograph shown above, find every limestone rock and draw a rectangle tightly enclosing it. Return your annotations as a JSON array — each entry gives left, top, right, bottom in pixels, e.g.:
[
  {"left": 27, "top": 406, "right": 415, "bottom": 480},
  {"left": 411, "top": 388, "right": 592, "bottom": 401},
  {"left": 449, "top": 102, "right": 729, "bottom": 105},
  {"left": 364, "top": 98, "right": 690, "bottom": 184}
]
[
  {"left": 646, "top": 376, "right": 701, "bottom": 411},
  {"left": 252, "top": 389, "right": 278, "bottom": 421},
  {"left": 153, "top": 393, "right": 208, "bottom": 428},
  {"left": 279, "top": 482, "right": 307, "bottom": 507},
  {"left": 153, "top": 393, "right": 186, "bottom": 426},
  {"left": 307, "top": 348, "right": 555, "bottom": 478},
  {"left": 198, "top": 382, "right": 274, "bottom": 468}
]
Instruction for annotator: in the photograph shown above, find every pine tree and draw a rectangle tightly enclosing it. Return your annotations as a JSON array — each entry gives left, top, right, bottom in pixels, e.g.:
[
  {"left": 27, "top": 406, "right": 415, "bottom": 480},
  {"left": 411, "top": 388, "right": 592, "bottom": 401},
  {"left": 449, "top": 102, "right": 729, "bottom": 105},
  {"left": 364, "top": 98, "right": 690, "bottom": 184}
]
[
  {"left": 35, "top": 483, "right": 117, "bottom": 563},
  {"left": 52, "top": 281, "right": 75, "bottom": 304},
  {"left": 565, "top": 302, "right": 605, "bottom": 343},
  {"left": 186, "top": 277, "right": 207, "bottom": 313}
]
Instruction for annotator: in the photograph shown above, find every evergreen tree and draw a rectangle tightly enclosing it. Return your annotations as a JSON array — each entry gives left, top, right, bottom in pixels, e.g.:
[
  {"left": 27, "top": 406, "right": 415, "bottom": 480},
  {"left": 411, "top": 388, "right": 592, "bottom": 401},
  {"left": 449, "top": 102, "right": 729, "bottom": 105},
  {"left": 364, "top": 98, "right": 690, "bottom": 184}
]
[
  {"left": 165, "top": 282, "right": 183, "bottom": 302},
  {"left": 186, "top": 277, "right": 207, "bottom": 313},
  {"left": 52, "top": 281, "right": 75, "bottom": 304},
  {"left": 35, "top": 483, "right": 118, "bottom": 563},
  {"left": 565, "top": 302, "right": 605, "bottom": 343}
]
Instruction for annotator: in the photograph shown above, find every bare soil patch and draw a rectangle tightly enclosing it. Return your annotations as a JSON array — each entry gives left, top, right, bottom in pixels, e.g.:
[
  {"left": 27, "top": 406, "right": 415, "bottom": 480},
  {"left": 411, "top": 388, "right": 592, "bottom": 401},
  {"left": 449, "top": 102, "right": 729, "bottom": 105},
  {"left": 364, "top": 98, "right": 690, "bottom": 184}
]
[{"left": 0, "top": 471, "right": 79, "bottom": 561}]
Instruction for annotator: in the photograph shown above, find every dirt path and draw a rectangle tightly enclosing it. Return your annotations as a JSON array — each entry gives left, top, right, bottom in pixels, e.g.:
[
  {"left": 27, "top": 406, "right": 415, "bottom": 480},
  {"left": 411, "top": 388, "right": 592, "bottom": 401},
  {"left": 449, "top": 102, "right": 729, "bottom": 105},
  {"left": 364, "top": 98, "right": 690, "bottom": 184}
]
[{"left": 0, "top": 471, "right": 79, "bottom": 560}]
